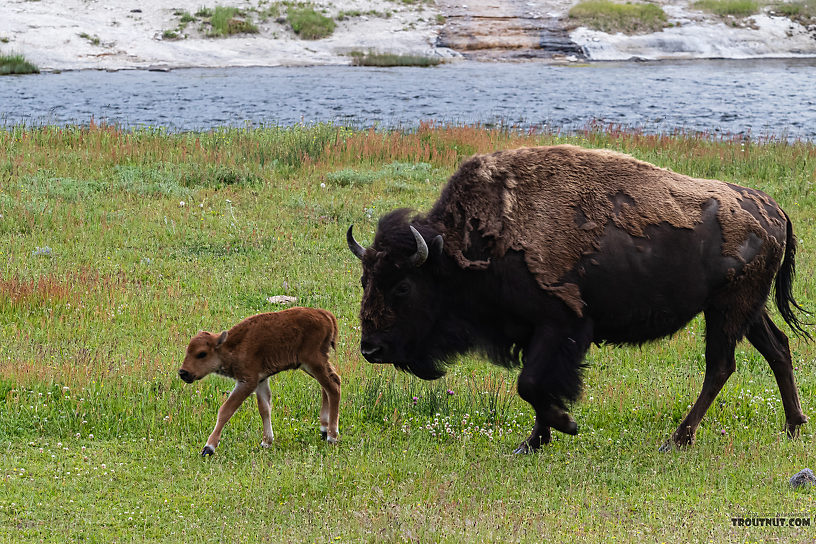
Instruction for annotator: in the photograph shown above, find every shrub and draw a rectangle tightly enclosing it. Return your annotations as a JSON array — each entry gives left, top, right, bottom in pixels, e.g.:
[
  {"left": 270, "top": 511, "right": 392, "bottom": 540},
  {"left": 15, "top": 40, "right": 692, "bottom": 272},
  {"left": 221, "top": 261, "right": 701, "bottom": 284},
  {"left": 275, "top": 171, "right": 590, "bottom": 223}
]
[
  {"left": 0, "top": 53, "right": 39, "bottom": 75},
  {"left": 568, "top": 1, "right": 668, "bottom": 34},
  {"left": 287, "top": 6, "right": 336, "bottom": 40}
]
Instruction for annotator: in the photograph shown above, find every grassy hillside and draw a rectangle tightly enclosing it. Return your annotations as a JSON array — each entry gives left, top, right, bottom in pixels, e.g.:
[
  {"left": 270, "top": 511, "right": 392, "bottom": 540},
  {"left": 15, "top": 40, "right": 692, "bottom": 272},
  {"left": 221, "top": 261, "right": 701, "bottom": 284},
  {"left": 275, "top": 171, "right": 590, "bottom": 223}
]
[{"left": 1, "top": 123, "right": 815, "bottom": 542}]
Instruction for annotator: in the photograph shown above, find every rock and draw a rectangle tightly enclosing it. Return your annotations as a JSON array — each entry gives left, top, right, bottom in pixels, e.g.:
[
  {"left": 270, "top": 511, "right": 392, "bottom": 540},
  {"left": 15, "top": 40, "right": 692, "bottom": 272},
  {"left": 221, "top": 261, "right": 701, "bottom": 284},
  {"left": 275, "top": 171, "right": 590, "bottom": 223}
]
[
  {"left": 790, "top": 468, "right": 816, "bottom": 490},
  {"left": 267, "top": 295, "right": 297, "bottom": 305}
]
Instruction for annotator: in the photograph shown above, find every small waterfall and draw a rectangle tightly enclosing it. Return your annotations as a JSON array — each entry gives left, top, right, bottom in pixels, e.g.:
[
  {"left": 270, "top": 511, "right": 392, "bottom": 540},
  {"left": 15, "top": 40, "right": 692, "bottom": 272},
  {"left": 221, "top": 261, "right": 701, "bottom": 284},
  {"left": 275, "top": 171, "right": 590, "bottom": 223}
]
[{"left": 573, "top": 15, "right": 816, "bottom": 61}]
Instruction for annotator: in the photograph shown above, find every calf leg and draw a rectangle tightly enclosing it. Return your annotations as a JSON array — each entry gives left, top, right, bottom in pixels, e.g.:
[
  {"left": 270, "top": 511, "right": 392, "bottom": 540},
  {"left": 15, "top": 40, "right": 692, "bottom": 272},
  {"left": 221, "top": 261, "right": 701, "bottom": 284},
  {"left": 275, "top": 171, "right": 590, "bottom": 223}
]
[
  {"left": 514, "top": 319, "right": 592, "bottom": 454},
  {"left": 319, "top": 389, "right": 330, "bottom": 440},
  {"left": 746, "top": 310, "right": 807, "bottom": 436},
  {"left": 203, "top": 380, "right": 257, "bottom": 456},
  {"left": 300, "top": 356, "right": 341, "bottom": 443},
  {"left": 664, "top": 310, "right": 736, "bottom": 450},
  {"left": 256, "top": 379, "right": 275, "bottom": 448}
]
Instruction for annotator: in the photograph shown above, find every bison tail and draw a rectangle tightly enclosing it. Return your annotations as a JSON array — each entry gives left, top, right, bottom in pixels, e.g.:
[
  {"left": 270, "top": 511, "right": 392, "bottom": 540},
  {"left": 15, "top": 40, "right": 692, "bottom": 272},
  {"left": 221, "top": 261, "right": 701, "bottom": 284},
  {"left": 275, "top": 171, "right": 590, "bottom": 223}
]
[{"left": 774, "top": 213, "right": 811, "bottom": 339}]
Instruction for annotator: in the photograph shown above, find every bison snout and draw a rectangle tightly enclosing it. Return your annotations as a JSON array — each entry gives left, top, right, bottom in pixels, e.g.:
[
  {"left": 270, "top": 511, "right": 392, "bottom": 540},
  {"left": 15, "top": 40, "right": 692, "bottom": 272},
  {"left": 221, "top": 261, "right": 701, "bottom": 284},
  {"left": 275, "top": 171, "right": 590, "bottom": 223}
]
[
  {"left": 178, "top": 369, "right": 196, "bottom": 383},
  {"left": 360, "top": 340, "right": 384, "bottom": 363}
]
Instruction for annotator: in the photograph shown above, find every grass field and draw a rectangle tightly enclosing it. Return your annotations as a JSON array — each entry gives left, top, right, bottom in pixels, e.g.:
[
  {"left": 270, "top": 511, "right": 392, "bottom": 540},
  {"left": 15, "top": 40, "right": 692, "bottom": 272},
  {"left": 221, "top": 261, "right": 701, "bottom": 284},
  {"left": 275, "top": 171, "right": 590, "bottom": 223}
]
[{"left": 2, "top": 123, "right": 816, "bottom": 542}]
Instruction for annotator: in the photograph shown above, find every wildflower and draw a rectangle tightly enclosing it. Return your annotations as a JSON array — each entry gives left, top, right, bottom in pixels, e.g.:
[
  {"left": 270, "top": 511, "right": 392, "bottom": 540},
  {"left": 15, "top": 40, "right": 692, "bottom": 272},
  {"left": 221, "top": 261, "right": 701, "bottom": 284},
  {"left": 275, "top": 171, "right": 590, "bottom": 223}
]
[
  {"left": 179, "top": 201, "right": 186, "bottom": 207},
  {"left": 446, "top": 389, "right": 454, "bottom": 395},
  {"left": 31, "top": 246, "right": 53, "bottom": 257}
]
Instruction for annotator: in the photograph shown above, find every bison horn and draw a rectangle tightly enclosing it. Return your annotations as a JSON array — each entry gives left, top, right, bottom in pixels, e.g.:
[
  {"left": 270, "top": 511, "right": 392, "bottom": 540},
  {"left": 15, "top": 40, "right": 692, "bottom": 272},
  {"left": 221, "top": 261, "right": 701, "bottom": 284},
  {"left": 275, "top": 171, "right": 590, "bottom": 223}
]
[
  {"left": 347, "top": 225, "right": 366, "bottom": 260},
  {"left": 410, "top": 226, "right": 429, "bottom": 267}
]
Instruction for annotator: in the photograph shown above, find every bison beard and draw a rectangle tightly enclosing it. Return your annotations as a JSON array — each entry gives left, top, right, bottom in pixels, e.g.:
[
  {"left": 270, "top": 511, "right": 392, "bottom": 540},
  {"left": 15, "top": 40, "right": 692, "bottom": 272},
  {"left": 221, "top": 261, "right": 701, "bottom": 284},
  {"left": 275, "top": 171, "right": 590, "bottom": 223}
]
[{"left": 348, "top": 145, "right": 809, "bottom": 453}]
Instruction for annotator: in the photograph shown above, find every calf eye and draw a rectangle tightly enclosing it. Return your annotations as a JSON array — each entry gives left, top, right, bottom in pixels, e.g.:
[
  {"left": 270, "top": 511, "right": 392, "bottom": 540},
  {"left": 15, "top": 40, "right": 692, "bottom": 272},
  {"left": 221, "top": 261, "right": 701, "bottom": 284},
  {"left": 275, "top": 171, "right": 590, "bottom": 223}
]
[{"left": 195, "top": 352, "right": 207, "bottom": 359}]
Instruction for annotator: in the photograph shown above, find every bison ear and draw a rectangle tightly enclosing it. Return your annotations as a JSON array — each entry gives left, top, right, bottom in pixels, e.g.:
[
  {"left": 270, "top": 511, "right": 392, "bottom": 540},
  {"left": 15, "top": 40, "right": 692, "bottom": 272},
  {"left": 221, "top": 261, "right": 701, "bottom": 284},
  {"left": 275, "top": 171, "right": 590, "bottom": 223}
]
[
  {"left": 430, "top": 235, "right": 443, "bottom": 258},
  {"left": 215, "top": 331, "right": 228, "bottom": 348}
]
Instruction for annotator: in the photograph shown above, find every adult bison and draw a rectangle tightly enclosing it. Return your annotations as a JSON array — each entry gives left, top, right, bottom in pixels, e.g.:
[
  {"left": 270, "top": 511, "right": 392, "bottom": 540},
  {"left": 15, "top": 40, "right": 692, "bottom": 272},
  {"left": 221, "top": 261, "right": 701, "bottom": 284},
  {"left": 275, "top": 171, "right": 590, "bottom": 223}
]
[{"left": 347, "top": 145, "right": 808, "bottom": 453}]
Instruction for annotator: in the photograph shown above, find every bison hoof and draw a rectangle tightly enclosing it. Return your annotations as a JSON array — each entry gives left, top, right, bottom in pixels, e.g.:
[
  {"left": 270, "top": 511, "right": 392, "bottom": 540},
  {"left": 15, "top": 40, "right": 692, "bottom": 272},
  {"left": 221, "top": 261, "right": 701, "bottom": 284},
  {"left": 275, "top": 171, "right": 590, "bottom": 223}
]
[
  {"left": 201, "top": 445, "right": 215, "bottom": 457},
  {"left": 513, "top": 442, "right": 537, "bottom": 455},
  {"left": 658, "top": 439, "right": 689, "bottom": 453}
]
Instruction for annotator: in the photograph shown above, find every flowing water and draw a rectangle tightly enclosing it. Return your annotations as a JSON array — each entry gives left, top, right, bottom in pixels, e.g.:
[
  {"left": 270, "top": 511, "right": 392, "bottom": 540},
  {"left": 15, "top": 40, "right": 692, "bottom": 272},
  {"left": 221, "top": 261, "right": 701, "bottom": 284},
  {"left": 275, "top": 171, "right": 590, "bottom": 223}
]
[{"left": 2, "top": 59, "right": 816, "bottom": 140}]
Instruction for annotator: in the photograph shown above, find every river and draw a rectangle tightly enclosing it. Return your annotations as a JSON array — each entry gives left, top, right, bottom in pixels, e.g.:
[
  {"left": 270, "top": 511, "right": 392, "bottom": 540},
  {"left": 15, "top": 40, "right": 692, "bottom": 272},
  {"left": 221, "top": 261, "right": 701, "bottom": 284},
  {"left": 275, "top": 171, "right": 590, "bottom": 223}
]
[{"left": 2, "top": 59, "right": 816, "bottom": 140}]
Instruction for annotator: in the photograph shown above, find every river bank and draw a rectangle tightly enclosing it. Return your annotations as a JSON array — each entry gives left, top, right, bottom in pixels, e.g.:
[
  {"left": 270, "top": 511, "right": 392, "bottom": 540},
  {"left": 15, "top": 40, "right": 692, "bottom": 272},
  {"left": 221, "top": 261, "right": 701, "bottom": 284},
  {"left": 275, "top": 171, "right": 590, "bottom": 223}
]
[{"left": 2, "top": 0, "right": 816, "bottom": 71}]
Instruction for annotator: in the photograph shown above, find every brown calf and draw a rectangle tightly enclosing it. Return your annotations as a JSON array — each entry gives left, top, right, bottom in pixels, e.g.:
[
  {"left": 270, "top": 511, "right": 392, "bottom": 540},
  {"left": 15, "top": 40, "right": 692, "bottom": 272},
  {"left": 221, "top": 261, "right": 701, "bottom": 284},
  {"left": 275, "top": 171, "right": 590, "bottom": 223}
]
[{"left": 178, "top": 307, "right": 341, "bottom": 456}]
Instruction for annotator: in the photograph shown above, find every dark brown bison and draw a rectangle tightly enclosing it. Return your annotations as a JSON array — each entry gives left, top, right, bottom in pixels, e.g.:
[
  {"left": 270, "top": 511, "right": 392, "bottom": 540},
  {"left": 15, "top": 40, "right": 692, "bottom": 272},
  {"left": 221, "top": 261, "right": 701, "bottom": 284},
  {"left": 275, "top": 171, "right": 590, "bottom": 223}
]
[
  {"left": 178, "top": 307, "right": 341, "bottom": 456},
  {"left": 347, "top": 145, "right": 808, "bottom": 453}
]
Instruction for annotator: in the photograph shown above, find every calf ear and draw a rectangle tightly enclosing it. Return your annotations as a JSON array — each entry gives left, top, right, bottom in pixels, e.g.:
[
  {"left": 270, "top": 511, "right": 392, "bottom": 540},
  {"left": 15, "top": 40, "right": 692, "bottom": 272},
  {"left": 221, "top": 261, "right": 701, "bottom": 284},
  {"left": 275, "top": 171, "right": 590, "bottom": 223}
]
[{"left": 215, "top": 331, "right": 228, "bottom": 348}]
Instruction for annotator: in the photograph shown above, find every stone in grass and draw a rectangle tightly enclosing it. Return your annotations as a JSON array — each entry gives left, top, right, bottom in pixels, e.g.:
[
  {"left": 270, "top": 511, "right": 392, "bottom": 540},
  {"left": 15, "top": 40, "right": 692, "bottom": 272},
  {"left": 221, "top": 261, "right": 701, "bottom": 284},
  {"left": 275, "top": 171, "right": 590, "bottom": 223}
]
[
  {"left": 267, "top": 295, "right": 297, "bottom": 305},
  {"left": 789, "top": 468, "right": 816, "bottom": 490}
]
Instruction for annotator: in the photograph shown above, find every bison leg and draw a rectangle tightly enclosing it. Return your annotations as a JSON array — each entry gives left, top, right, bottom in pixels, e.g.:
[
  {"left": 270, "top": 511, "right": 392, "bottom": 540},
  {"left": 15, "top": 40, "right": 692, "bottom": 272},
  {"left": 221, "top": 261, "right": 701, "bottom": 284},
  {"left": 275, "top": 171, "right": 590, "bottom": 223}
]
[
  {"left": 664, "top": 310, "right": 736, "bottom": 451},
  {"left": 746, "top": 311, "right": 807, "bottom": 436},
  {"left": 514, "top": 320, "right": 592, "bottom": 454},
  {"left": 255, "top": 379, "right": 275, "bottom": 448},
  {"left": 203, "top": 380, "right": 257, "bottom": 456}
]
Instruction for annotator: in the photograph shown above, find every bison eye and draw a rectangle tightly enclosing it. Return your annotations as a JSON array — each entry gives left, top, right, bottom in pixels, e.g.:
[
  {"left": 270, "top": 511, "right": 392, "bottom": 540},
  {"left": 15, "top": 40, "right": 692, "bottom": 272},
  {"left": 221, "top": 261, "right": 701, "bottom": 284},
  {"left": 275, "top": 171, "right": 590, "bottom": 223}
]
[
  {"left": 195, "top": 352, "right": 207, "bottom": 359},
  {"left": 393, "top": 281, "right": 411, "bottom": 297}
]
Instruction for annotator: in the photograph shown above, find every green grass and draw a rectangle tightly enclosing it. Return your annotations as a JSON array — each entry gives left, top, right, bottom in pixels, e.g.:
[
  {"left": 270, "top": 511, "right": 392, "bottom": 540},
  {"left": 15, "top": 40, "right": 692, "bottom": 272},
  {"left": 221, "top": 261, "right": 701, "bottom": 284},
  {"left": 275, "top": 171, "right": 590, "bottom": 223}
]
[
  {"left": 78, "top": 32, "right": 101, "bottom": 46},
  {"left": 0, "top": 53, "right": 39, "bottom": 75},
  {"left": 694, "top": 0, "right": 760, "bottom": 17},
  {"left": 568, "top": 1, "right": 669, "bottom": 34},
  {"left": 206, "top": 6, "right": 259, "bottom": 37},
  {"left": 349, "top": 51, "right": 442, "bottom": 67},
  {"left": 287, "top": 5, "right": 336, "bottom": 40},
  {"left": 2, "top": 123, "right": 816, "bottom": 542},
  {"left": 771, "top": 0, "right": 816, "bottom": 24}
]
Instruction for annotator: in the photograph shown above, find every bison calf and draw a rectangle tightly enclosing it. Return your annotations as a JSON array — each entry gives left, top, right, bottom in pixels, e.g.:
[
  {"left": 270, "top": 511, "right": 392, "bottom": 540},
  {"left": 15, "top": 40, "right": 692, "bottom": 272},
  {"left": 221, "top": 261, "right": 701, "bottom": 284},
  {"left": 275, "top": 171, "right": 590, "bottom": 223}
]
[{"left": 178, "top": 307, "right": 341, "bottom": 456}]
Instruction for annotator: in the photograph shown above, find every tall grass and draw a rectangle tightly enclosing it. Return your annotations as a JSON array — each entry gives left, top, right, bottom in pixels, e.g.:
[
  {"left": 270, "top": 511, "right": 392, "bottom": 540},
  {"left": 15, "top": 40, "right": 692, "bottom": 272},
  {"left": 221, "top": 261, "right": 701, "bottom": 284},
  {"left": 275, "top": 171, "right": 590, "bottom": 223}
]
[
  {"left": 350, "top": 51, "right": 442, "bottom": 67},
  {"left": 207, "top": 6, "right": 259, "bottom": 37},
  {"left": 568, "top": 0, "right": 669, "bottom": 34},
  {"left": 772, "top": 0, "right": 816, "bottom": 24},
  {"left": 2, "top": 123, "right": 816, "bottom": 542},
  {"left": 0, "top": 53, "right": 39, "bottom": 75},
  {"left": 287, "top": 5, "right": 336, "bottom": 40},
  {"left": 694, "top": 0, "right": 760, "bottom": 17}
]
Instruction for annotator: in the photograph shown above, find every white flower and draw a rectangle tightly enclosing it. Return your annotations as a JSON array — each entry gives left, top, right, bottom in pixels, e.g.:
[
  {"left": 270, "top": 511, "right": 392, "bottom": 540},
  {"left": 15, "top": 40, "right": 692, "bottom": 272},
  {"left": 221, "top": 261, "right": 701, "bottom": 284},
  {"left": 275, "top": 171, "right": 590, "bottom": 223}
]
[{"left": 179, "top": 201, "right": 186, "bottom": 207}]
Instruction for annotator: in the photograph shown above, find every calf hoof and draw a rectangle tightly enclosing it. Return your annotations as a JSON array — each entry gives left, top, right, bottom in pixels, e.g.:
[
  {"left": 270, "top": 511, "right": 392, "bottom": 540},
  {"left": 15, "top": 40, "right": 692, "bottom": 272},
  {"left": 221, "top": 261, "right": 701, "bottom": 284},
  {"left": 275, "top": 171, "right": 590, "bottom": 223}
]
[
  {"left": 326, "top": 435, "right": 338, "bottom": 444},
  {"left": 260, "top": 440, "right": 273, "bottom": 449},
  {"left": 201, "top": 445, "right": 215, "bottom": 457},
  {"left": 321, "top": 430, "right": 328, "bottom": 440}
]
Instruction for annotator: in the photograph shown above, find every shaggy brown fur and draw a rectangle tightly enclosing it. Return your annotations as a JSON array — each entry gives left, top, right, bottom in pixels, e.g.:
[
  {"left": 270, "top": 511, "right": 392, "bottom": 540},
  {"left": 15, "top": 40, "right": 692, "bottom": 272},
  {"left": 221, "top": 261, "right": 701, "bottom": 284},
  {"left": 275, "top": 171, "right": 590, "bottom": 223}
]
[
  {"left": 428, "top": 145, "right": 787, "bottom": 317},
  {"left": 348, "top": 144, "right": 807, "bottom": 453},
  {"left": 178, "top": 307, "right": 341, "bottom": 456}
]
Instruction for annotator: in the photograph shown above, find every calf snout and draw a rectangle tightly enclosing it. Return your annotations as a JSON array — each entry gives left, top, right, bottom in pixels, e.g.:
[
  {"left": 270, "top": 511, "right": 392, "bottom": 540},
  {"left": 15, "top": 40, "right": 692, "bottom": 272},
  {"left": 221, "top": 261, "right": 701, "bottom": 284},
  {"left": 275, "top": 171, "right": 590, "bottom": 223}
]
[{"left": 178, "top": 369, "right": 196, "bottom": 383}]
